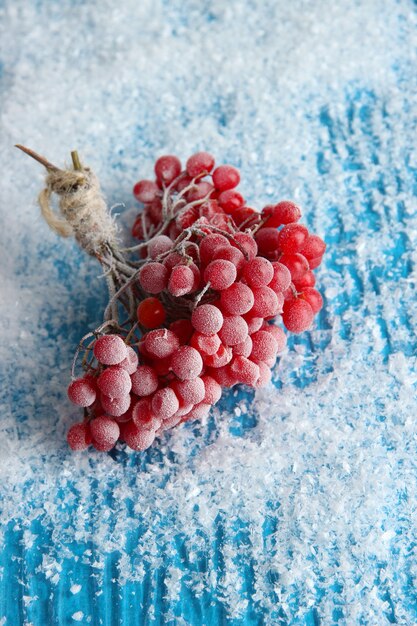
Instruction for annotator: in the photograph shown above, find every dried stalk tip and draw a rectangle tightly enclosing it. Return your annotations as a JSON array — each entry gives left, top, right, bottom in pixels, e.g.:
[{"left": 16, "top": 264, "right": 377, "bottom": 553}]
[
  {"left": 15, "top": 144, "right": 60, "bottom": 171},
  {"left": 71, "top": 150, "right": 82, "bottom": 171}
]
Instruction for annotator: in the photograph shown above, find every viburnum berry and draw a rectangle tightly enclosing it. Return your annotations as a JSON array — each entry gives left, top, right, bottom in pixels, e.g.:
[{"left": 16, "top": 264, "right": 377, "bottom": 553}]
[
  {"left": 300, "top": 288, "right": 323, "bottom": 314},
  {"left": 282, "top": 298, "right": 314, "bottom": 333},
  {"left": 131, "top": 365, "right": 159, "bottom": 396},
  {"left": 154, "top": 155, "right": 182, "bottom": 186},
  {"left": 301, "top": 234, "right": 326, "bottom": 259},
  {"left": 192, "top": 304, "right": 223, "bottom": 335},
  {"left": 261, "top": 200, "right": 301, "bottom": 227},
  {"left": 67, "top": 377, "right": 96, "bottom": 407},
  {"left": 278, "top": 224, "right": 309, "bottom": 255},
  {"left": 218, "top": 189, "right": 245, "bottom": 213},
  {"left": 186, "top": 151, "right": 215, "bottom": 178},
  {"left": 90, "top": 416, "right": 120, "bottom": 452},
  {"left": 182, "top": 402, "right": 212, "bottom": 422},
  {"left": 243, "top": 257, "right": 274, "bottom": 287},
  {"left": 203, "top": 343, "right": 233, "bottom": 368},
  {"left": 307, "top": 256, "right": 323, "bottom": 270},
  {"left": 212, "top": 245, "right": 245, "bottom": 272},
  {"left": 93, "top": 334, "right": 128, "bottom": 366},
  {"left": 171, "top": 345, "right": 203, "bottom": 380},
  {"left": 190, "top": 331, "right": 221, "bottom": 355},
  {"left": 101, "top": 393, "right": 131, "bottom": 417},
  {"left": 148, "top": 235, "right": 174, "bottom": 259},
  {"left": 168, "top": 265, "right": 195, "bottom": 296},
  {"left": 201, "top": 375, "right": 222, "bottom": 404},
  {"left": 187, "top": 181, "right": 214, "bottom": 202},
  {"left": 172, "top": 377, "right": 206, "bottom": 405},
  {"left": 218, "top": 315, "right": 248, "bottom": 346},
  {"left": 250, "top": 286, "right": 279, "bottom": 318},
  {"left": 170, "top": 319, "right": 194, "bottom": 344},
  {"left": 137, "top": 297, "right": 166, "bottom": 329},
  {"left": 121, "top": 421, "right": 155, "bottom": 451},
  {"left": 255, "top": 228, "right": 281, "bottom": 259},
  {"left": 255, "top": 361, "right": 273, "bottom": 388},
  {"left": 151, "top": 387, "right": 180, "bottom": 419},
  {"left": 139, "top": 262, "right": 168, "bottom": 294},
  {"left": 212, "top": 165, "right": 240, "bottom": 191},
  {"left": 269, "top": 262, "right": 292, "bottom": 293},
  {"left": 233, "top": 335, "right": 253, "bottom": 358},
  {"left": 144, "top": 328, "right": 179, "bottom": 359},
  {"left": 204, "top": 259, "right": 237, "bottom": 291},
  {"left": 293, "top": 270, "right": 316, "bottom": 290},
  {"left": 279, "top": 253, "right": 309, "bottom": 281},
  {"left": 220, "top": 282, "right": 254, "bottom": 315},
  {"left": 97, "top": 366, "right": 132, "bottom": 398},
  {"left": 243, "top": 314, "right": 264, "bottom": 333},
  {"left": 230, "top": 356, "right": 260, "bottom": 387},
  {"left": 250, "top": 330, "right": 279, "bottom": 363},
  {"left": 132, "top": 398, "right": 161, "bottom": 431},
  {"left": 262, "top": 324, "right": 287, "bottom": 352},
  {"left": 67, "top": 422, "right": 92, "bottom": 451},
  {"left": 199, "top": 234, "right": 230, "bottom": 265},
  {"left": 133, "top": 180, "right": 160, "bottom": 203},
  {"left": 232, "top": 232, "right": 258, "bottom": 259},
  {"left": 119, "top": 346, "right": 139, "bottom": 375}
]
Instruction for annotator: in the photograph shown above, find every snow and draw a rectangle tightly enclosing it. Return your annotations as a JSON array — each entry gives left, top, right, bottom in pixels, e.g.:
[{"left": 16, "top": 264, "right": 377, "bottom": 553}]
[{"left": 1, "top": 0, "right": 417, "bottom": 623}]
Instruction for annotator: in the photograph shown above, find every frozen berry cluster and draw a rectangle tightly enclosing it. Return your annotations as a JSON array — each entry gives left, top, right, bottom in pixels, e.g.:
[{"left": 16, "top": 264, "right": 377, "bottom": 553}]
[{"left": 67, "top": 152, "right": 325, "bottom": 452}]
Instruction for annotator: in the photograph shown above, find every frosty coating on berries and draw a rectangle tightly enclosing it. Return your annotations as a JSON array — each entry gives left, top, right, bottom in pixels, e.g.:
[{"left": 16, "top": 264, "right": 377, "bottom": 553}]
[{"left": 20, "top": 148, "right": 325, "bottom": 453}]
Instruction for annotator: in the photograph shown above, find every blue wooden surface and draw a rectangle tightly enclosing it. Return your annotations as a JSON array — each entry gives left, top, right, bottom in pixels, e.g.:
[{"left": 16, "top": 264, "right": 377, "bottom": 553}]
[{"left": 1, "top": 1, "right": 417, "bottom": 624}]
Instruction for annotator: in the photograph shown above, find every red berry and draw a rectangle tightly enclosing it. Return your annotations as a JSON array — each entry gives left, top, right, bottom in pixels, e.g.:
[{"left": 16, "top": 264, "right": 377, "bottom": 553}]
[
  {"left": 182, "top": 402, "right": 212, "bottom": 422},
  {"left": 220, "top": 282, "right": 254, "bottom": 315},
  {"left": 170, "top": 319, "right": 194, "bottom": 344},
  {"left": 277, "top": 224, "right": 309, "bottom": 255},
  {"left": 229, "top": 356, "right": 260, "bottom": 386},
  {"left": 204, "top": 259, "right": 237, "bottom": 291},
  {"left": 282, "top": 298, "right": 314, "bottom": 333},
  {"left": 101, "top": 393, "right": 131, "bottom": 417},
  {"left": 97, "top": 366, "right": 132, "bottom": 398},
  {"left": 212, "top": 245, "right": 245, "bottom": 272},
  {"left": 292, "top": 270, "right": 316, "bottom": 290},
  {"left": 132, "top": 398, "right": 161, "bottom": 431},
  {"left": 186, "top": 151, "right": 215, "bottom": 177},
  {"left": 233, "top": 335, "right": 253, "bottom": 358},
  {"left": 262, "top": 324, "right": 287, "bottom": 352},
  {"left": 301, "top": 235, "right": 326, "bottom": 259},
  {"left": 279, "top": 253, "right": 309, "bottom": 281},
  {"left": 250, "top": 330, "right": 279, "bottom": 362},
  {"left": 172, "top": 377, "right": 205, "bottom": 405},
  {"left": 152, "top": 387, "right": 180, "bottom": 418},
  {"left": 119, "top": 346, "right": 139, "bottom": 375},
  {"left": 261, "top": 201, "right": 301, "bottom": 227},
  {"left": 307, "top": 255, "right": 323, "bottom": 270},
  {"left": 131, "top": 365, "right": 159, "bottom": 396},
  {"left": 212, "top": 165, "right": 240, "bottom": 191},
  {"left": 268, "top": 262, "right": 292, "bottom": 293},
  {"left": 191, "top": 332, "right": 221, "bottom": 355},
  {"left": 218, "top": 315, "right": 248, "bottom": 346},
  {"left": 232, "top": 232, "right": 258, "bottom": 260},
  {"left": 300, "top": 288, "right": 323, "bottom": 314},
  {"left": 133, "top": 180, "right": 160, "bottom": 203},
  {"left": 243, "top": 315, "right": 264, "bottom": 333},
  {"left": 171, "top": 346, "right": 203, "bottom": 380},
  {"left": 255, "top": 361, "right": 273, "bottom": 388},
  {"left": 243, "top": 257, "right": 274, "bottom": 287},
  {"left": 255, "top": 228, "right": 281, "bottom": 260},
  {"left": 144, "top": 328, "right": 179, "bottom": 359},
  {"left": 218, "top": 190, "right": 245, "bottom": 213},
  {"left": 93, "top": 334, "right": 128, "bottom": 366},
  {"left": 187, "top": 181, "right": 214, "bottom": 202},
  {"left": 232, "top": 206, "right": 259, "bottom": 228},
  {"left": 168, "top": 265, "right": 195, "bottom": 296},
  {"left": 121, "top": 421, "right": 155, "bottom": 451},
  {"left": 90, "top": 416, "right": 120, "bottom": 452},
  {"left": 211, "top": 365, "right": 238, "bottom": 388},
  {"left": 176, "top": 205, "right": 199, "bottom": 229},
  {"left": 139, "top": 262, "right": 168, "bottom": 294},
  {"left": 148, "top": 235, "right": 174, "bottom": 259},
  {"left": 67, "top": 377, "right": 96, "bottom": 407},
  {"left": 201, "top": 375, "right": 222, "bottom": 404},
  {"left": 192, "top": 304, "right": 223, "bottom": 335},
  {"left": 154, "top": 155, "right": 182, "bottom": 186},
  {"left": 199, "top": 234, "right": 230, "bottom": 265},
  {"left": 203, "top": 344, "right": 233, "bottom": 368},
  {"left": 250, "top": 286, "right": 279, "bottom": 318},
  {"left": 137, "top": 297, "right": 166, "bottom": 329},
  {"left": 67, "top": 422, "right": 92, "bottom": 451}
]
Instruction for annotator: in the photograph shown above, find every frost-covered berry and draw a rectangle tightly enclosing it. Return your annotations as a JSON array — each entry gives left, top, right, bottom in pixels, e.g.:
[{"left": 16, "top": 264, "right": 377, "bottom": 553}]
[
  {"left": 301, "top": 234, "right": 326, "bottom": 259},
  {"left": 148, "top": 235, "right": 174, "bottom": 259},
  {"left": 279, "top": 253, "right": 309, "bottom": 281},
  {"left": 243, "top": 257, "right": 274, "bottom": 288},
  {"left": 192, "top": 304, "right": 223, "bottom": 335},
  {"left": 203, "top": 344, "right": 233, "bottom": 368},
  {"left": 101, "top": 393, "right": 131, "bottom": 417},
  {"left": 220, "top": 282, "right": 254, "bottom": 315},
  {"left": 119, "top": 346, "right": 139, "bottom": 375},
  {"left": 182, "top": 402, "right": 212, "bottom": 422},
  {"left": 168, "top": 265, "right": 195, "bottom": 296},
  {"left": 232, "top": 232, "right": 258, "bottom": 259},
  {"left": 170, "top": 319, "right": 194, "bottom": 344},
  {"left": 212, "top": 245, "right": 245, "bottom": 272},
  {"left": 67, "top": 377, "right": 96, "bottom": 407},
  {"left": 243, "top": 315, "right": 264, "bottom": 334},
  {"left": 269, "top": 262, "right": 292, "bottom": 293},
  {"left": 137, "top": 297, "right": 166, "bottom": 329},
  {"left": 93, "top": 334, "right": 128, "bottom": 366},
  {"left": 171, "top": 346, "right": 203, "bottom": 380},
  {"left": 261, "top": 201, "right": 301, "bottom": 227},
  {"left": 130, "top": 365, "right": 159, "bottom": 396},
  {"left": 255, "top": 361, "right": 273, "bottom": 388},
  {"left": 218, "top": 189, "right": 245, "bottom": 213},
  {"left": 278, "top": 224, "right": 309, "bottom": 255},
  {"left": 250, "top": 286, "right": 279, "bottom": 318},
  {"left": 230, "top": 356, "right": 260, "bottom": 386},
  {"left": 204, "top": 259, "right": 237, "bottom": 291},
  {"left": 212, "top": 165, "right": 240, "bottom": 191},
  {"left": 186, "top": 151, "right": 215, "bottom": 177},
  {"left": 199, "top": 234, "right": 230, "bottom": 265},
  {"left": 139, "top": 262, "right": 168, "bottom": 294},
  {"left": 90, "top": 416, "right": 120, "bottom": 452},
  {"left": 144, "top": 328, "right": 179, "bottom": 358},
  {"left": 152, "top": 387, "right": 180, "bottom": 419},
  {"left": 190, "top": 331, "right": 221, "bottom": 355},
  {"left": 133, "top": 180, "right": 160, "bottom": 203},
  {"left": 154, "top": 155, "right": 182, "bottom": 186},
  {"left": 233, "top": 335, "right": 253, "bottom": 358},
  {"left": 97, "top": 366, "right": 132, "bottom": 398},
  {"left": 121, "top": 421, "right": 155, "bottom": 451},
  {"left": 218, "top": 315, "right": 248, "bottom": 346},
  {"left": 262, "top": 324, "right": 287, "bottom": 352},
  {"left": 250, "top": 330, "right": 279, "bottom": 362},
  {"left": 255, "top": 228, "right": 281, "bottom": 259},
  {"left": 201, "top": 375, "right": 222, "bottom": 404},
  {"left": 300, "top": 288, "right": 323, "bottom": 314},
  {"left": 173, "top": 377, "right": 206, "bottom": 405},
  {"left": 187, "top": 181, "right": 214, "bottom": 202},
  {"left": 132, "top": 398, "right": 161, "bottom": 431},
  {"left": 67, "top": 422, "right": 92, "bottom": 451},
  {"left": 282, "top": 298, "right": 314, "bottom": 333}
]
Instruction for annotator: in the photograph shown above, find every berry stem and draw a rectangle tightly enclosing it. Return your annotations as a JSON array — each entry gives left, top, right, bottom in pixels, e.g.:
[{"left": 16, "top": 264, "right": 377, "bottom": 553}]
[
  {"left": 71, "top": 150, "right": 82, "bottom": 171},
  {"left": 15, "top": 144, "right": 60, "bottom": 171}
]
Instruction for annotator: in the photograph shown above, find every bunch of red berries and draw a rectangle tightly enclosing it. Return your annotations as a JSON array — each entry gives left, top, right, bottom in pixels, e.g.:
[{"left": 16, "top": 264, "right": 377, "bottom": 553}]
[{"left": 67, "top": 152, "right": 325, "bottom": 452}]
